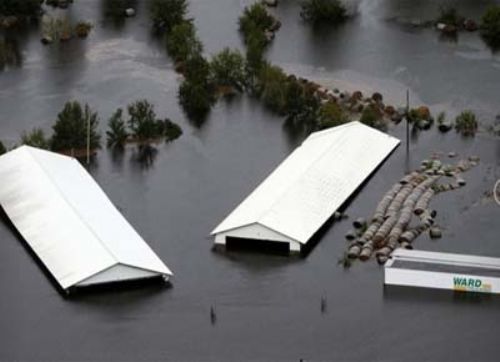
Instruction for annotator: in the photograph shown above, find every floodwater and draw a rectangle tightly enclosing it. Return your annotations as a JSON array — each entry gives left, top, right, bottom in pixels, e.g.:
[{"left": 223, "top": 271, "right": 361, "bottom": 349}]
[{"left": 1, "top": 1, "right": 500, "bottom": 361}]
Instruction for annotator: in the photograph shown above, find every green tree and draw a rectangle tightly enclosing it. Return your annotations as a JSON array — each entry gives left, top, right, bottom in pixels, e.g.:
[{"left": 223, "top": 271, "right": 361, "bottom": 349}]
[
  {"left": 51, "top": 101, "right": 101, "bottom": 152},
  {"left": 21, "top": 128, "right": 50, "bottom": 149},
  {"left": 210, "top": 48, "right": 246, "bottom": 91},
  {"left": 150, "top": 0, "right": 187, "bottom": 32},
  {"left": 300, "top": 0, "right": 347, "bottom": 25},
  {"left": 239, "top": 3, "right": 275, "bottom": 44},
  {"left": 481, "top": 6, "right": 500, "bottom": 48},
  {"left": 179, "top": 79, "right": 214, "bottom": 122},
  {"left": 165, "top": 20, "right": 203, "bottom": 62},
  {"left": 127, "top": 100, "right": 163, "bottom": 141},
  {"left": 178, "top": 53, "right": 215, "bottom": 122},
  {"left": 285, "top": 82, "right": 320, "bottom": 131},
  {"left": 359, "top": 105, "right": 380, "bottom": 127},
  {"left": 257, "top": 63, "right": 289, "bottom": 114},
  {"left": 162, "top": 119, "right": 183, "bottom": 142},
  {"left": 318, "top": 101, "right": 348, "bottom": 129},
  {"left": 0, "top": 140, "right": 6, "bottom": 155},
  {"left": 106, "top": 108, "right": 128, "bottom": 148}
]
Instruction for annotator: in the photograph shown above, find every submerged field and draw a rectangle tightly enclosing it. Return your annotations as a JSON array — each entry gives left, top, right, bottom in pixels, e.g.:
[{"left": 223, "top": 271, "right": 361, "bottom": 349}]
[{"left": 1, "top": 1, "right": 500, "bottom": 361}]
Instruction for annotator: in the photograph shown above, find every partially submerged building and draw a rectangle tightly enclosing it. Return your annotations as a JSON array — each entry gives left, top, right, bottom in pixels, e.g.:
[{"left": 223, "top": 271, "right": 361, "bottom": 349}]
[
  {"left": 212, "top": 121, "right": 400, "bottom": 254},
  {"left": 385, "top": 249, "right": 500, "bottom": 294},
  {"left": 0, "top": 146, "right": 172, "bottom": 293}
]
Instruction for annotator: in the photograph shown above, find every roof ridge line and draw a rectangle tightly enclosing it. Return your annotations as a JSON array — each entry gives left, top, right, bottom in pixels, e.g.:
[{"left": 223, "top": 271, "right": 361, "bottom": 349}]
[
  {"left": 24, "top": 148, "right": 121, "bottom": 272},
  {"left": 256, "top": 125, "right": 352, "bottom": 227}
]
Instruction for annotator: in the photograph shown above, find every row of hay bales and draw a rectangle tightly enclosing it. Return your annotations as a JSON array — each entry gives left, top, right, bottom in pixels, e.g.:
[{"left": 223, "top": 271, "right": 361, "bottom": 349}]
[{"left": 345, "top": 155, "right": 479, "bottom": 264}]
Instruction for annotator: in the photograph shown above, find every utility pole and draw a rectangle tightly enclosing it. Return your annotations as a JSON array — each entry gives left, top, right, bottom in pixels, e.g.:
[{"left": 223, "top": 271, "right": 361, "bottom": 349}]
[
  {"left": 86, "top": 116, "right": 90, "bottom": 165},
  {"left": 406, "top": 89, "right": 410, "bottom": 156},
  {"left": 405, "top": 89, "right": 410, "bottom": 174}
]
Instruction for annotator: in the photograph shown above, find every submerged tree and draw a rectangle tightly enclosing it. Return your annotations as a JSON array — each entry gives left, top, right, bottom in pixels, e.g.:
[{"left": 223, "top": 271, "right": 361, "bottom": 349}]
[
  {"left": 127, "top": 100, "right": 163, "bottom": 142},
  {"left": 165, "top": 20, "right": 203, "bottom": 63},
  {"left": 178, "top": 55, "right": 216, "bottom": 123},
  {"left": 481, "top": 6, "right": 500, "bottom": 49},
  {"left": 51, "top": 101, "right": 101, "bottom": 152},
  {"left": 20, "top": 128, "right": 50, "bottom": 149},
  {"left": 106, "top": 108, "right": 128, "bottom": 148},
  {"left": 210, "top": 48, "right": 246, "bottom": 92},
  {"left": 257, "top": 63, "right": 290, "bottom": 114},
  {"left": 239, "top": 3, "right": 276, "bottom": 44},
  {"left": 162, "top": 119, "right": 183, "bottom": 142},
  {"left": 0, "top": 140, "right": 6, "bottom": 155},
  {"left": 300, "top": 0, "right": 347, "bottom": 25},
  {"left": 318, "top": 101, "right": 348, "bottom": 129},
  {"left": 436, "top": 5, "right": 462, "bottom": 26},
  {"left": 149, "top": 0, "right": 187, "bottom": 32}
]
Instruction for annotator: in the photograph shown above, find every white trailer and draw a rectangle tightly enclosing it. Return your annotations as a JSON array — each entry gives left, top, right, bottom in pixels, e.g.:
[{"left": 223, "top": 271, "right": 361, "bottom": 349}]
[{"left": 385, "top": 249, "right": 500, "bottom": 294}]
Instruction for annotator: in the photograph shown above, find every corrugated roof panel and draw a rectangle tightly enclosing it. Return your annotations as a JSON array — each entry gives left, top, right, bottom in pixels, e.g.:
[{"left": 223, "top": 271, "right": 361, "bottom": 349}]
[
  {"left": 212, "top": 122, "right": 400, "bottom": 244},
  {"left": 0, "top": 146, "right": 172, "bottom": 290}
]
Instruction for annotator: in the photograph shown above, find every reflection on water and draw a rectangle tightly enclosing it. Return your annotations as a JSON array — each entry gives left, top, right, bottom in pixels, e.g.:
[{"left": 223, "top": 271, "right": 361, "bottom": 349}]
[
  {"left": 0, "top": 35, "right": 22, "bottom": 70},
  {"left": 131, "top": 143, "right": 158, "bottom": 169}
]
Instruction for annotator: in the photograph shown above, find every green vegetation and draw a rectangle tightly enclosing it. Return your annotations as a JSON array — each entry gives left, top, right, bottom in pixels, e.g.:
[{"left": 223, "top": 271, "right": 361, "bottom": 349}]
[
  {"left": 51, "top": 101, "right": 101, "bottom": 152},
  {"left": 150, "top": 0, "right": 187, "bottom": 32},
  {"left": 179, "top": 55, "right": 216, "bottom": 122},
  {"left": 165, "top": 20, "right": 203, "bottom": 63},
  {"left": 284, "top": 78, "right": 320, "bottom": 130},
  {"left": 107, "top": 100, "right": 182, "bottom": 147},
  {"left": 106, "top": 108, "right": 128, "bottom": 148},
  {"left": 21, "top": 128, "right": 50, "bottom": 149},
  {"left": 127, "top": 99, "right": 169, "bottom": 142},
  {"left": 238, "top": 3, "right": 279, "bottom": 78},
  {"left": 481, "top": 6, "right": 500, "bottom": 48},
  {"left": 318, "top": 102, "right": 347, "bottom": 129},
  {"left": 300, "top": 0, "right": 347, "bottom": 25},
  {"left": 163, "top": 119, "right": 182, "bottom": 142},
  {"left": 0, "top": 0, "right": 40, "bottom": 18},
  {"left": 257, "top": 63, "right": 289, "bottom": 114},
  {"left": 436, "top": 5, "right": 462, "bottom": 26},
  {"left": 210, "top": 48, "right": 246, "bottom": 92},
  {"left": 359, "top": 105, "right": 381, "bottom": 128},
  {"left": 239, "top": 3, "right": 277, "bottom": 44},
  {"left": 0, "top": 140, "right": 6, "bottom": 155},
  {"left": 455, "top": 110, "right": 478, "bottom": 136}
]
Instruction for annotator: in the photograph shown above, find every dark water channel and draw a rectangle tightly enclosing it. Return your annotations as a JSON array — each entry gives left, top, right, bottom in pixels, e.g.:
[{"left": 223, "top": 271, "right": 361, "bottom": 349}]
[{"left": 1, "top": 1, "right": 500, "bottom": 361}]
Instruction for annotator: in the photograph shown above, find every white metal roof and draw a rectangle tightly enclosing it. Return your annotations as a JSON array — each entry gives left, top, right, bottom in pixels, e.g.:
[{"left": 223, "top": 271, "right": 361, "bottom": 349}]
[
  {"left": 212, "top": 121, "right": 400, "bottom": 244},
  {"left": 0, "top": 146, "right": 172, "bottom": 290}
]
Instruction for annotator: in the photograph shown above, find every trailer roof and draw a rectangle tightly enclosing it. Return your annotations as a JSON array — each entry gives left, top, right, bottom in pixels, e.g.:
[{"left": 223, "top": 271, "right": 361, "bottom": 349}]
[
  {"left": 0, "top": 146, "right": 172, "bottom": 290},
  {"left": 212, "top": 122, "right": 400, "bottom": 244},
  {"left": 389, "top": 249, "right": 500, "bottom": 270}
]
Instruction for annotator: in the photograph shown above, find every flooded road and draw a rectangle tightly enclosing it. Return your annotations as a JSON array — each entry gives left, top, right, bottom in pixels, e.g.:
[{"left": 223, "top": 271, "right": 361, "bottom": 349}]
[{"left": 1, "top": 1, "right": 500, "bottom": 361}]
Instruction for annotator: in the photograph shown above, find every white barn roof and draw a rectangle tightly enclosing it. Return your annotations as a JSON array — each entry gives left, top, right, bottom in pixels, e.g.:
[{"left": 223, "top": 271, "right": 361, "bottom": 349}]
[
  {"left": 0, "top": 146, "right": 172, "bottom": 291},
  {"left": 212, "top": 122, "right": 400, "bottom": 244}
]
